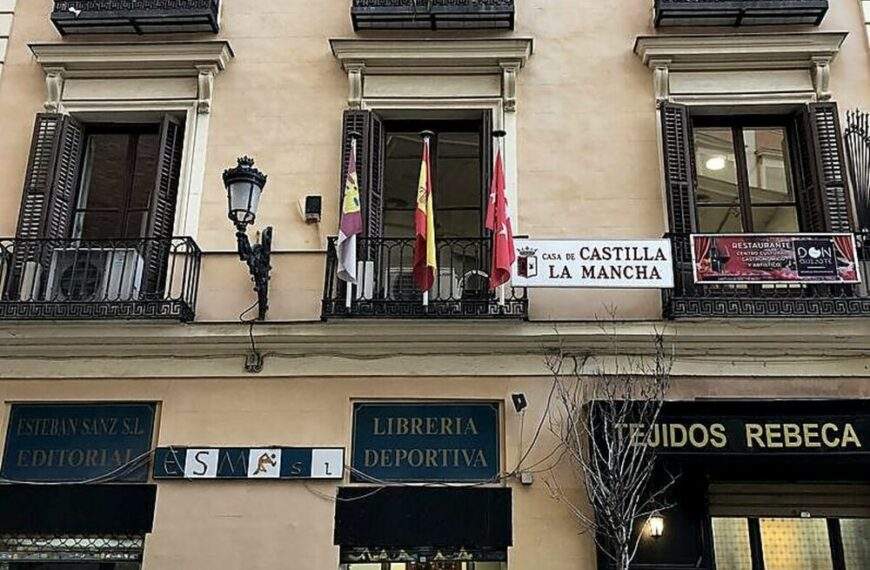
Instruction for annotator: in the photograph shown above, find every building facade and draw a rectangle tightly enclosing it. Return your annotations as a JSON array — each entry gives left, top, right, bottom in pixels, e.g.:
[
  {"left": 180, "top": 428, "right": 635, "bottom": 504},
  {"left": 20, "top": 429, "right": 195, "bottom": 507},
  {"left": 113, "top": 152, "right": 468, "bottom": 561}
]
[{"left": 0, "top": 0, "right": 869, "bottom": 569}]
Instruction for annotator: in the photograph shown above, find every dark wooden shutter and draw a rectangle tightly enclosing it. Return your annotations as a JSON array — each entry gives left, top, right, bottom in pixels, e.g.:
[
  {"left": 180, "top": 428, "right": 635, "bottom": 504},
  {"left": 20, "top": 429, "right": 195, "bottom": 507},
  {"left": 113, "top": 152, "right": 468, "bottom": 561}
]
[
  {"left": 14, "top": 113, "right": 84, "bottom": 241},
  {"left": 339, "top": 109, "right": 385, "bottom": 241},
  {"left": 660, "top": 103, "right": 697, "bottom": 261},
  {"left": 6, "top": 114, "right": 84, "bottom": 300},
  {"left": 793, "top": 102, "right": 853, "bottom": 232},
  {"left": 142, "top": 115, "right": 184, "bottom": 297},
  {"left": 481, "top": 110, "right": 493, "bottom": 238}
]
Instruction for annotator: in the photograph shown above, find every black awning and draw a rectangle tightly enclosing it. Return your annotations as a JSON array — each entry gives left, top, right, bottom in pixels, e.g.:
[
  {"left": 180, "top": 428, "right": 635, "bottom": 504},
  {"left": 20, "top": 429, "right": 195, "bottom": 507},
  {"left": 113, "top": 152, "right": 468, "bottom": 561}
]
[
  {"left": 334, "top": 487, "right": 512, "bottom": 549},
  {"left": 0, "top": 484, "right": 156, "bottom": 534}
]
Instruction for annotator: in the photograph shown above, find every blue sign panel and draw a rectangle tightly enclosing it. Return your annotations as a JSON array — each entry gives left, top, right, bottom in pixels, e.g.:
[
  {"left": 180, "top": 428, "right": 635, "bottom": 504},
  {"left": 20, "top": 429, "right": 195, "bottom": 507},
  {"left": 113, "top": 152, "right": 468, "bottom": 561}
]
[
  {"left": 1, "top": 403, "right": 155, "bottom": 483},
  {"left": 152, "top": 447, "right": 344, "bottom": 480},
  {"left": 352, "top": 402, "right": 500, "bottom": 483}
]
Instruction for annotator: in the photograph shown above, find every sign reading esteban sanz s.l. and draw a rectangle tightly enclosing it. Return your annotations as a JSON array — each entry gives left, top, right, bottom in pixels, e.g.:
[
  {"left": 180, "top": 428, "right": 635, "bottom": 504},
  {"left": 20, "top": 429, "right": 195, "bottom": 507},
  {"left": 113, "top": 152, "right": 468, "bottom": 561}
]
[
  {"left": 1, "top": 403, "right": 155, "bottom": 482},
  {"left": 616, "top": 418, "right": 867, "bottom": 453},
  {"left": 352, "top": 403, "right": 499, "bottom": 482}
]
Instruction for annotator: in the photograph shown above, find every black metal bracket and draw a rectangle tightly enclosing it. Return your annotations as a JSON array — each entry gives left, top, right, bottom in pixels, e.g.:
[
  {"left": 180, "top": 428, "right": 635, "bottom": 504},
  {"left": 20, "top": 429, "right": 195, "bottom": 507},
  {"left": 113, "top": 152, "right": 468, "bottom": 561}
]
[{"left": 235, "top": 225, "right": 273, "bottom": 320}]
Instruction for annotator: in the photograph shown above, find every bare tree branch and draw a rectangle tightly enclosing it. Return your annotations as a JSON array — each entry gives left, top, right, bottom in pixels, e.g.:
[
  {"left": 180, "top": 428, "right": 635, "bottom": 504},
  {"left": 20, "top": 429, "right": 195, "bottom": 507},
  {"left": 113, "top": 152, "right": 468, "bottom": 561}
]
[{"left": 544, "top": 317, "right": 675, "bottom": 570}]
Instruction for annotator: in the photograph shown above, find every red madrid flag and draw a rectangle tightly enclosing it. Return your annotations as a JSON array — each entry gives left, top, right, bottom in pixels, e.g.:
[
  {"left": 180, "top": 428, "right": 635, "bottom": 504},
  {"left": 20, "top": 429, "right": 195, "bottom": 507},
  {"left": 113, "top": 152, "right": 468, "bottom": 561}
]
[{"left": 485, "top": 147, "right": 515, "bottom": 290}]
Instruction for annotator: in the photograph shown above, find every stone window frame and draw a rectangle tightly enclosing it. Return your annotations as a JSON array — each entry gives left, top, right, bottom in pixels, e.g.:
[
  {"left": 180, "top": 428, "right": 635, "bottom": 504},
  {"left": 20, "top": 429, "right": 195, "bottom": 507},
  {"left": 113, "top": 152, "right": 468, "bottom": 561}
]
[
  {"left": 27, "top": 41, "right": 233, "bottom": 239},
  {"left": 330, "top": 38, "right": 533, "bottom": 231}
]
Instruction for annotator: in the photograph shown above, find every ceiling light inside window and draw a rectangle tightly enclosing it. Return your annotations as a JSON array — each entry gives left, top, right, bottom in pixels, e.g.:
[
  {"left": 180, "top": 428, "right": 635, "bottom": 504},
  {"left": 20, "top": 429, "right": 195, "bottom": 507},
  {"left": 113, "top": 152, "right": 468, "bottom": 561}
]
[{"left": 705, "top": 156, "right": 727, "bottom": 171}]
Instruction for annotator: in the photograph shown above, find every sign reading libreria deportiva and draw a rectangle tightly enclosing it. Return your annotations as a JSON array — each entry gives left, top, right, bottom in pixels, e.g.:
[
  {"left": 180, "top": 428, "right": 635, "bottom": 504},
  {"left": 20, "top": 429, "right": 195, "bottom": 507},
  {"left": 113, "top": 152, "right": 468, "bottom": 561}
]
[
  {"left": 692, "top": 233, "right": 860, "bottom": 285},
  {"left": 1, "top": 403, "right": 155, "bottom": 482},
  {"left": 352, "top": 403, "right": 499, "bottom": 482},
  {"left": 511, "top": 239, "right": 674, "bottom": 288}
]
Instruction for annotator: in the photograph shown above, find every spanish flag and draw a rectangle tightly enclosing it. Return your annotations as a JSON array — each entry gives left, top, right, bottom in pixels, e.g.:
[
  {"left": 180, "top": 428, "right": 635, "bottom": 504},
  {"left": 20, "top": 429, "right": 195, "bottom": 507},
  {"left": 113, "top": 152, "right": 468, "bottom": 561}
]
[{"left": 413, "top": 135, "right": 436, "bottom": 292}]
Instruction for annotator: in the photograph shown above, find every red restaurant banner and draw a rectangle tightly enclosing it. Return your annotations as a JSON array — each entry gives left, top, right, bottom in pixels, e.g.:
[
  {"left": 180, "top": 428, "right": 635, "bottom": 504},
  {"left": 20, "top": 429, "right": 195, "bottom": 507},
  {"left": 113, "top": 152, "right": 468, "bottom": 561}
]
[{"left": 691, "top": 234, "right": 861, "bottom": 285}]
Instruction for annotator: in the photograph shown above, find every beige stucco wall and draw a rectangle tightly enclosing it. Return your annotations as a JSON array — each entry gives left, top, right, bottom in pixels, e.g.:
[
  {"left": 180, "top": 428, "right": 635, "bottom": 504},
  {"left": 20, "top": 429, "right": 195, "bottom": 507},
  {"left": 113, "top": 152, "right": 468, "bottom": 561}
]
[
  {"left": 0, "top": 1, "right": 867, "bottom": 322},
  {"left": 0, "top": 2, "right": 869, "bottom": 568},
  {"left": 1, "top": 368, "right": 869, "bottom": 570},
  {"left": 0, "top": 375, "right": 593, "bottom": 570}
]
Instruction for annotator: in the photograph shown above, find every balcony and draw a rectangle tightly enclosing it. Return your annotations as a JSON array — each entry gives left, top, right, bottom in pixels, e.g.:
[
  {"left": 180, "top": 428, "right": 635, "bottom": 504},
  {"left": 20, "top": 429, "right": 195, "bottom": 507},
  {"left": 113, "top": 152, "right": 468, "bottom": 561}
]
[
  {"left": 654, "top": 0, "right": 828, "bottom": 27},
  {"left": 663, "top": 234, "right": 870, "bottom": 319},
  {"left": 351, "top": 0, "right": 515, "bottom": 31},
  {"left": 0, "top": 237, "right": 201, "bottom": 322},
  {"left": 322, "top": 237, "right": 528, "bottom": 319},
  {"left": 51, "top": 0, "right": 220, "bottom": 35}
]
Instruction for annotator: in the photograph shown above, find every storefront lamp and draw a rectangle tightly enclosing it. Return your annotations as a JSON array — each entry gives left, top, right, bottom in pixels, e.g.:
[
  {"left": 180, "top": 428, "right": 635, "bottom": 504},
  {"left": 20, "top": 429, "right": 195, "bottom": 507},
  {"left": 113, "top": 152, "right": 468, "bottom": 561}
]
[
  {"left": 222, "top": 156, "right": 273, "bottom": 321},
  {"left": 648, "top": 513, "right": 665, "bottom": 539}
]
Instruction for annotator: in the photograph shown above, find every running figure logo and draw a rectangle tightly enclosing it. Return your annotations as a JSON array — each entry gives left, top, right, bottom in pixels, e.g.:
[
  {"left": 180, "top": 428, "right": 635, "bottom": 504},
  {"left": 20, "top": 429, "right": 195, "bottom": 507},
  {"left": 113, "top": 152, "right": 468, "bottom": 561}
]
[
  {"left": 247, "top": 448, "right": 281, "bottom": 478},
  {"left": 252, "top": 452, "right": 277, "bottom": 475}
]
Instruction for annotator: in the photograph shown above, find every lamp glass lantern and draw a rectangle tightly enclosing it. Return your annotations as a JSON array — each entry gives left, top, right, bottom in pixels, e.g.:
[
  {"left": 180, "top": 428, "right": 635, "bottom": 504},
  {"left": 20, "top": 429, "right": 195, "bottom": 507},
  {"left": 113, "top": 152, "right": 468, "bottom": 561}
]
[
  {"left": 648, "top": 513, "right": 665, "bottom": 539},
  {"left": 223, "top": 156, "right": 268, "bottom": 229}
]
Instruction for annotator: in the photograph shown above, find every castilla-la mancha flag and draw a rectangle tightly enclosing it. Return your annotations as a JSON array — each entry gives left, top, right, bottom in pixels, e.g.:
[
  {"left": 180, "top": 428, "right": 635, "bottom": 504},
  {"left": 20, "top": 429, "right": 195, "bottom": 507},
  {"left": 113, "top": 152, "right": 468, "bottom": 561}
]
[
  {"left": 337, "top": 138, "right": 362, "bottom": 284},
  {"left": 485, "top": 147, "right": 515, "bottom": 290},
  {"left": 413, "top": 137, "right": 437, "bottom": 291}
]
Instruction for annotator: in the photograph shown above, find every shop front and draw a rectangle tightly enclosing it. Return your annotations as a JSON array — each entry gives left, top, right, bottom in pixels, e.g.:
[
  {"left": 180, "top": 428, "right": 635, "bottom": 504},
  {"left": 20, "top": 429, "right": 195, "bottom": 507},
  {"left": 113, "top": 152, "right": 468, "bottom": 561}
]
[
  {"left": 335, "top": 402, "right": 512, "bottom": 570},
  {"left": 0, "top": 403, "right": 158, "bottom": 569},
  {"left": 630, "top": 400, "right": 870, "bottom": 570}
]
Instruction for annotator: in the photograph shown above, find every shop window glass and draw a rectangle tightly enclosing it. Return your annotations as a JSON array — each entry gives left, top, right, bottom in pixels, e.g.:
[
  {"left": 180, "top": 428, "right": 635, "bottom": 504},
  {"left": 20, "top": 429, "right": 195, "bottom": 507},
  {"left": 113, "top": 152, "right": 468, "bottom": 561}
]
[
  {"left": 711, "top": 517, "right": 752, "bottom": 570},
  {"left": 841, "top": 518, "right": 870, "bottom": 569},
  {"left": 759, "top": 518, "right": 833, "bottom": 570}
]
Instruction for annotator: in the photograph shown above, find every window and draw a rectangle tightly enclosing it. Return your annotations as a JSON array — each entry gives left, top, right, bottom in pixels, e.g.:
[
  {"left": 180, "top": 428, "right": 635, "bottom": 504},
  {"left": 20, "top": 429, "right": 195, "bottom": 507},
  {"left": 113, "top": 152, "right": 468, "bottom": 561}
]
[
  {"left": 711, "top": 517, "right": 870, "bottom": 570},
  {"left": 383, "top": 120, "right": 486, "bottom": 239},
  {"left": 693, "top": 120, "right": 799, "bottom": 234},
  {"left": 72, "top": 124, "right": 163, "bottom": 240}
]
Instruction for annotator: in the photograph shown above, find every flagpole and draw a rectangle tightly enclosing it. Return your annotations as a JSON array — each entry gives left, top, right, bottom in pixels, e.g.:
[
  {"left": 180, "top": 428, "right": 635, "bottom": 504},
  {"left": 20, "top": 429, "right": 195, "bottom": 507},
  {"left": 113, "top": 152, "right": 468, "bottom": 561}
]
[{"left": 493, "top": 129, "right": 507, "bottom": 307}]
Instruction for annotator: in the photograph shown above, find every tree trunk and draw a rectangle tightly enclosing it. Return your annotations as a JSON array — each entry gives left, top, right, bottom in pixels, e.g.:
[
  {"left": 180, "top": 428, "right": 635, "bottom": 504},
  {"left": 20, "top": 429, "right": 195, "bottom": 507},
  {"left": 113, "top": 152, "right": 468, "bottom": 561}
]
[{"left": 618, "top": 543, "right": 631, "bottom": 570}]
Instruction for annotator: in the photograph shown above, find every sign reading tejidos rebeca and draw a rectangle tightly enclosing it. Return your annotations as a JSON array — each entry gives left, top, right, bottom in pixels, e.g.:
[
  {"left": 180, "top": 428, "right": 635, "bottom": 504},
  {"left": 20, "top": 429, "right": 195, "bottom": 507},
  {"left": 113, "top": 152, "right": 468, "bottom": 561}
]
[
  {"left": 152, "top": 447, "right": 344, "bottom": 480},
  {"left": 511, "top": 239, "right": 674, "bottom": 288},
  {"left": 352, "top": 403, "right": 499, "bottom": 483},
  {"left": 692, "top": 233, "right": 861, "bottom": 285},
  {"left": 1, "top": 403, "right": 155, "bottom": 483}
]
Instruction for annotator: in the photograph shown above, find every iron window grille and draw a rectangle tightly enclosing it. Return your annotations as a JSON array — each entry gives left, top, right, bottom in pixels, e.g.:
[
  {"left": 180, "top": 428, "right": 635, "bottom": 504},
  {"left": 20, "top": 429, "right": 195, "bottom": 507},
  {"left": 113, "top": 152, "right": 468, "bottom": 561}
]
[
  {"left": 51, "top": 0, "right": 221, "bottom": 35},
  {"left": 654, "top": 0, "right": 828, "bottom": 27},
  {"left": 322, "top": 236, "right": 528, "bottom": 319},
  {"left": 0, "top": 534, "right": 144, "bottom": 563},
  {"left": 0, "top": 236, "right": 201, "bottom": 322},
  {"left": 351, "top": 0, "right": 515, "bottom": 30}
]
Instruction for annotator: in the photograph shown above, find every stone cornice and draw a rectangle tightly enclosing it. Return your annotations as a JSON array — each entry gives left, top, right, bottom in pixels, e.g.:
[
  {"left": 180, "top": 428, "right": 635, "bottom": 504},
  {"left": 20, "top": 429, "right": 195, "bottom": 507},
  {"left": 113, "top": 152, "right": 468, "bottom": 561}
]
[
  {"left": 634, "top": 32, "right": 847, "bottom": 102},
  {"left": 29, "top": 41, "right": 234, "bottom": 78},
  {"left": 0, "top": 320, "right": 867, "bottom": 379},
  {"left": 329, "top": 38, "right": 533, "bottom": 75},
  {"left": 28, "top": 41, "right": 234, "bottom": 113},
  {"left": 0, "top": 319, "right": 868, "bottom": 356},
  {"left": 634, "top": 32, "right": 847, "bottom": 71}
]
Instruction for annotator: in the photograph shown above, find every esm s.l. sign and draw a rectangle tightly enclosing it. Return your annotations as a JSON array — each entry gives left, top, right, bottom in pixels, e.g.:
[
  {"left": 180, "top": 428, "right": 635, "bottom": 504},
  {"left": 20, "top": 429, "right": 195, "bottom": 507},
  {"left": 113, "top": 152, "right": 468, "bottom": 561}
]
[
  {"left": 351, "top": 403, "right": 499, "bottom": 483},
  {"left": 1, "top": 403, "right": 155, "bottom": 482},
  {"left": 512, "top": 238, "right": 674, "bottom": 288}
]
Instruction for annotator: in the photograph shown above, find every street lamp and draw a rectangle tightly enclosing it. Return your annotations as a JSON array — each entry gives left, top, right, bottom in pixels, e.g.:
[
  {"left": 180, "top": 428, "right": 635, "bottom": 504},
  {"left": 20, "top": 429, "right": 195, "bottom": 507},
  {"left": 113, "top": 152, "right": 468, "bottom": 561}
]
[
  {"left": 222, "top": 156, "right": 273, "bottom": 320},
  {"left": 647, "top": 512, "right": 665, "bottom": 539}
]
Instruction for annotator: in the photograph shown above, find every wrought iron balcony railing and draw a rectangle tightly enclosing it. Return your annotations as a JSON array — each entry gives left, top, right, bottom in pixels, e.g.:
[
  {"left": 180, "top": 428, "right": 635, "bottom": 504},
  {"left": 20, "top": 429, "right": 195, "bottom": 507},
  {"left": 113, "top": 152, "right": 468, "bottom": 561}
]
[
  {"left": 51, "top": 0, "right": 220, "bottom": 35},
  {"left": 654, "top": 0, "right": 828, "bottom": 27},
  {"left": 351, "top": 0, "right": 514, "bottom": 30},
  {"left": 322, "top": 236, "right": 528, "bottom": 319},
  {"left": 663, "top": 233, "right": 870, "bottom": 319},
  {"left": 0, "top": 237, "right": 201, "bottom": 321}
]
